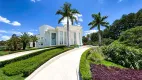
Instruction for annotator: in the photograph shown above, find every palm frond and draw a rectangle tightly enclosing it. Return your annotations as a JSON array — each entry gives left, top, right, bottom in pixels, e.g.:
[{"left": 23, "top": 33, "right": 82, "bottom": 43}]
[
  {"left": 71, "top": 9, "right": 80, "bottom": 14},
  {"left": 58, "top": 17, "right": 64, "bottom": 24},
  {"left": 101, "top": 22, "right": 109, "bottom": 28},
  {"left": 101, "top": 16, "right": 108, "bottom": 21},
  {"left": 90, "top": 22, "right": 98, "bottom": 30},
  {"left": 70, "top": 16, "right": 77, "bottom": 25},
  {"left": 56, "top": 10, "right": 64, "bottom": 15}
]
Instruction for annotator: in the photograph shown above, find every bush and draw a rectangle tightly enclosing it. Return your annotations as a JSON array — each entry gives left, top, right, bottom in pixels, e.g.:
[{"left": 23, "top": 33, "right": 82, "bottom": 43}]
[
  {"left": 102, "top": 41, "right": 142, "bottom": 69},
  {"left": 119, "top": 26, "right": 142, "bottom": 48},
  {"left": 102, "top": 38, "right": 114, "bottom": 45},
  {"left": 0, "top": 48, "right": 53, "bottom": 67},
  {"left": 79, "top": 48, "right": 92, "bottom": 80},
  {"left": 2, "top": 47, "right": 71, "bottom": 76}
]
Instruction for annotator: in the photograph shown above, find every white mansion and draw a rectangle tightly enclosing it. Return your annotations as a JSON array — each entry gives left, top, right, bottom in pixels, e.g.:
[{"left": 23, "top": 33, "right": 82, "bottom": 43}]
[{"left": 32, "top": 25, "right": 83, "bottom": 47}]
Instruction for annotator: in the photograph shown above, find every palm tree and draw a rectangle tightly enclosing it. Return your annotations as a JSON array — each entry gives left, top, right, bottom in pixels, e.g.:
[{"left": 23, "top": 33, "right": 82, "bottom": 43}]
[
  {"left": 7, "top": 34, "right": 21, "bottom": 51},
  {"left": 30, "top": 35, "right": 38, "bottom": 47},
  {"left": 20, "top": 33, "right": 30, "bottom": 50},
  {"left": 56, "top": 2, "right": 80, "bottom": 47},
  {"left": 88, "top": 12, "right": 109, "bottom": 46}
]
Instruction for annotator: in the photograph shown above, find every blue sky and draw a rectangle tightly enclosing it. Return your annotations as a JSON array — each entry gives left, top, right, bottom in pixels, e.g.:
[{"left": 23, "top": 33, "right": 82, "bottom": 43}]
[{"left": 0, "top": 0, "right": 142, "bottom": 40}]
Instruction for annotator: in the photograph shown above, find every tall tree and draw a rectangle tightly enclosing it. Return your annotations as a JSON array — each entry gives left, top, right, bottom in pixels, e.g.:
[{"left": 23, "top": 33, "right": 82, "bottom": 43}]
[
  {"left": 88, "top": 12, "right": 109, "bottom": 46},
  {"left": 20, "top": 33, "right": 30, "bottom": 50},
  {"left": 30, "top": 35, "right": 38, "bottom": 47},
  {"left": 56, "top": 2, "right": 80, "bottom": 47}
]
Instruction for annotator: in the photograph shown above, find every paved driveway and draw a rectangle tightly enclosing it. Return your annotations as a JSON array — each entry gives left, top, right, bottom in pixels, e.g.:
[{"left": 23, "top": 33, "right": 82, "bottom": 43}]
[
  {"left": 26, "top": 46, "right": 90, "bottom": 80},
  {"left": 0, "top": 48, "right": 48, "bottom": 62}
]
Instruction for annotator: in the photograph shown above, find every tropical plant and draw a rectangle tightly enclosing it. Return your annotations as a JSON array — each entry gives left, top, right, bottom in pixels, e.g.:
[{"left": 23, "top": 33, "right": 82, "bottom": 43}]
[
  {"left": 20, "top": 33, "right": 30, "bottom": 50},
  {"left": 88, "top": 12, "right": 109, "bottom": 46},
  {"left": 6, "top": 34, "right": 21, "bottom": 51},
  {"left": 30, "top": 35, "right": 38, "bottom": 47},
  {"left": 56, "top": 2, "right": 80, "bottom": 47},
  {"left": 119, "top": 26, "right": 142, "bottom": 48}
]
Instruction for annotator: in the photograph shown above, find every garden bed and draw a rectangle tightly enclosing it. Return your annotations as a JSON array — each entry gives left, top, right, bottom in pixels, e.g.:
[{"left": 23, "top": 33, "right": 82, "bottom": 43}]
[
  {"left": 91, "top": 64, "right": 142, "bottom": 80},
  {"left": 0, "top": 46, "right": 73, "bottom": 80}
]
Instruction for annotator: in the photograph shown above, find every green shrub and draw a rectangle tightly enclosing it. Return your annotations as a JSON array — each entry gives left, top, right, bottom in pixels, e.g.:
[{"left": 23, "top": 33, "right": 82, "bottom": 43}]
[
  {"left": 2, "top": 47, "right": 71, "bottom": 76},
  {"left": 102, "top": 38, "right": 114, "bottom": 45},
  {"left": 87, "top": 48, "right": 104, "bottom": 62},
  {"left": 79, "top": 48, "right": 92, "bottom": 80},
  {"left": 102, "top": 41, "right": 142, "bottom": 69},
  {"left": 119, "top": 26, "right": 142, "bottom": 48},
  {"left": 0, "top": 48, "right": 53, "bottom": 67}
]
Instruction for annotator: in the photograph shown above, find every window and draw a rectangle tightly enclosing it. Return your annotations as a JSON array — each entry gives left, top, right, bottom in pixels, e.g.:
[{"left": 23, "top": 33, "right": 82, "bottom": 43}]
[
  {"left": 60, "top": 31, "right": 63, "bottom": 44},
  {"left": 74, "top": 32, "right": 76, "bottom": 44},
  {"left": 64, "top": 32, "right": 66, "bottom": 44}
]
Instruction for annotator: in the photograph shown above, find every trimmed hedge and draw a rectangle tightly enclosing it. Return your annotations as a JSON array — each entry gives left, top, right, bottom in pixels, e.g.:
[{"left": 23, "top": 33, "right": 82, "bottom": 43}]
[
  {"left": 0, "top": 48, "right": 54, "bottom": 67},
  {"left": 79, "top": 48, "right": 92, "bottom": 80},
  {"left": 102, "top": 41, "right": 142, "bottom": 69},
  {"left": 2, "top": 47, "right": 72, "bottom": 76}
]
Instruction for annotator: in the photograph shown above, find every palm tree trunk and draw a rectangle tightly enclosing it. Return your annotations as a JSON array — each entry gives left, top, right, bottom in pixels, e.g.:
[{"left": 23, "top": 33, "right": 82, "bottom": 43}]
[
  {"left": 67, "top": 17, "right": 70, "bottom": 47},
  {"left": 98, "top": 25, "right": 101, "bottom": 46}
]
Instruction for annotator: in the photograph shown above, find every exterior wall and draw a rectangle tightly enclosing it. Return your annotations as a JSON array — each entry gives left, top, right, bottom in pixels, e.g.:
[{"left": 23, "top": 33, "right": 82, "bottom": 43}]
[{"left": 35, "top": 25, "right": 83, "bottom": 48}]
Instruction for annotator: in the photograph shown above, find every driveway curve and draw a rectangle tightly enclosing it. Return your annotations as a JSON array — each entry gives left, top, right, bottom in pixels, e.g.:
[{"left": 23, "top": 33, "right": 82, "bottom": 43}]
[{"left": 26, "top": 46, "right": 90, "bottom": 80}]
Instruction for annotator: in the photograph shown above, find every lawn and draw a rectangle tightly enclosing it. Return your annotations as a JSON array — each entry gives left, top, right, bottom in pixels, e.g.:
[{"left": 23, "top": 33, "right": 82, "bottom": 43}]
[
  {"left": 0, "top": 46, "right": 73, "bottom": 80},
  {"left": 0, "top": 47, "right": 48, "bottom": 56},
  {"left": 0, "top": 51, "right": 10, "bottom": 56}
]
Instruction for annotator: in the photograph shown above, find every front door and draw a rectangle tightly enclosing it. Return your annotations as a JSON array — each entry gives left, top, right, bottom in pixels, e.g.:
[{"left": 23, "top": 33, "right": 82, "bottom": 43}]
[{"left": 51, "top": 33, "right": 56, "bottom": 45}]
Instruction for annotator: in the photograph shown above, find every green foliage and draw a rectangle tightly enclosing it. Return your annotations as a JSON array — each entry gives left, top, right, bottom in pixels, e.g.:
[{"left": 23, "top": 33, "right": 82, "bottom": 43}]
[
  {"left": 102, "top": 41, "right": 142, "bottom": 69},
  {"left": 0, "top": 48, "right": 52, "bottom": 67},
  {"left": 80, "top": 47, "right": 124, "bottom": 80},
  {"left": 20, "top": 33, "right": 30, "bottom": 50},
  {"left": 79, "top": 49, "right": 92, "bottom": 80},
  {"left": 88, "top": 12, "right": 109, "bottom": 46},
  {"left": 6, "top": 34, "right": 22, "bottom": 51},
  {"left": 119, "top": 26, "right": 142, "bottom": 48},
  {"left": 102, "top": 38, "right": 114, "bottom": 45},
  {"left": 82, "top": 36, "right": 88, "bottom": 45},
  {"left": 0, "top": 69, "right": 24, "bottom": 80},
  {"left": 103, "top": 9, "right": 142, "bottom": 40},
  {"left": 2, "top": 47, "right": 71, "bottom": 76},
  {"left": 30, "top": 35, "right": 38, "bottom": 47},
  {"left": 87, "top": 48, "right": 104, "bottom": 62}
]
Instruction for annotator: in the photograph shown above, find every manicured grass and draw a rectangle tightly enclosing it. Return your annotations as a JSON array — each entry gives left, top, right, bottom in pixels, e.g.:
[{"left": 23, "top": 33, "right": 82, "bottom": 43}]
[
  {"left": 79, "top": 48, "right": 92, "bottom": 80},
  {"left": 0, "top": 46, "right": 72, "bottom": 80},
  {"left": 0, "top": 51, "right": 10, "bottom": 56},
  {"left": 0, "top": 47, "right": 49, "bottom": 56}
]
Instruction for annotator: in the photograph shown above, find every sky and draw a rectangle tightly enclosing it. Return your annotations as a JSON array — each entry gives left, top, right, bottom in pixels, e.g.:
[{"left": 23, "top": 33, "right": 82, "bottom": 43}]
[{"left": 0, "top": 0, "right": 142, "bottom": 41}]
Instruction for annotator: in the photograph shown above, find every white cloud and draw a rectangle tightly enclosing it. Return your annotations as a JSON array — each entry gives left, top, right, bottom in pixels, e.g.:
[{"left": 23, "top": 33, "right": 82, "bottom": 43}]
[
  {"left": 84, "top": 30, "right": 98, "bottom": 35},
  {"left": 1, "top": 35, "right": 10, "bottom": 41},
  {"left": 27, "top": 32, "right": 34, "bottom": 35},
  {"left": 0, "top": 16, "right": 10, "bottom": 24},
  {"left": 118, "top": 0, "right": 123, "bottom": 3},
  {"left": 61, "top": 14, "right": 83, "bottom": 26},
  {"left": 0, "top": 30, "right": 7, "bottom": 33},
  {"left": 31, "top": 0, "right": 41, "bottom": 3},
  {"left": 0, "top": 16, "right": 21, "bottom": 26},
  {"left": 11, "top": 21, "right": 21, "bottom": 26}
]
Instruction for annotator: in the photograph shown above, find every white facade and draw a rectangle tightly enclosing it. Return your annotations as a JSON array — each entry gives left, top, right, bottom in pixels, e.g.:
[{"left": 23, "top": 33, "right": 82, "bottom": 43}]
[{"left": 35, "top": 25, "right": 83, "bottom": 48}]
